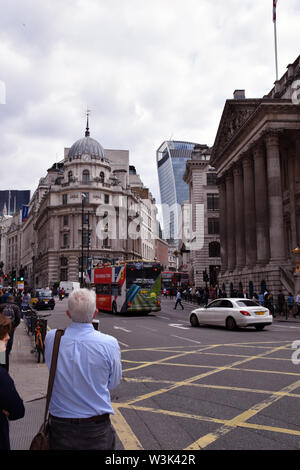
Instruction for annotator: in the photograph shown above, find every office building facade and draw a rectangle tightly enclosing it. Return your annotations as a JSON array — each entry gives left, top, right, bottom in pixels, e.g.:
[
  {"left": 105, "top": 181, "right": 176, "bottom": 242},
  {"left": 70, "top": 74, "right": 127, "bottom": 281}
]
[
  {"left": 0, "top": 190, "right": 30, "bottom": 217},
  {"left": 156, "top": 140, "right": 208, "bottom": 241}
]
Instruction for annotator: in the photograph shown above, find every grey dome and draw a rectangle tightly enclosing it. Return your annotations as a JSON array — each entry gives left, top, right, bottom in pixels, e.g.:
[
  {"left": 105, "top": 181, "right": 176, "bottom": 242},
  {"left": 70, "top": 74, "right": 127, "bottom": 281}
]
[{"left": 68, "top": 135, "right": 105, "bottom": 159}]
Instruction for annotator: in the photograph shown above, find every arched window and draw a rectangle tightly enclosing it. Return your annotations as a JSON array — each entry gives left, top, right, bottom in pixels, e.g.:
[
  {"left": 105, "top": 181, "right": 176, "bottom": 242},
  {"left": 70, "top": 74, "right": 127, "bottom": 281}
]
[
  {"left": 208, "top": 241, "right": 220, "bottom": 258},
  {"left": 100, "top": 171, "right": 105, "bottom": 183},
  {"left": 68, "top": 171, "right": 73, "bottom": 182},
  {"left": 82, "top": 170, "right": 90, "bottom": 183}
]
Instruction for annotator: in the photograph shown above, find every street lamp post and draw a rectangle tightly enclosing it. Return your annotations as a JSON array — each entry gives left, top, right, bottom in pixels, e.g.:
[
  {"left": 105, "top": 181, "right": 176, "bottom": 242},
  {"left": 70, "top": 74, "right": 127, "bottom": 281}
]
[{"left": 81, "top": 193, "right": 86, "bottom": 287}]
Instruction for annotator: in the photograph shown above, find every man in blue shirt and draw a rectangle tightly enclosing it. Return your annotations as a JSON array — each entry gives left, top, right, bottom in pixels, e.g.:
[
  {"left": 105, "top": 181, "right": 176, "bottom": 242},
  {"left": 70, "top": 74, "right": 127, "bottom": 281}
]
[{"left": 45, "top": 288, "right": 122, "bottom": 450}]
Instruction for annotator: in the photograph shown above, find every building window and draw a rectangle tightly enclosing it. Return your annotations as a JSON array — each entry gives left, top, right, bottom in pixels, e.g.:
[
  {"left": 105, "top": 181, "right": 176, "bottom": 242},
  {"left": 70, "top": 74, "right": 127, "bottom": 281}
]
[
  {"left": 100, "top": 171, "right": 105, "bottom": 183},
  {"left": 82, "top": 230, "right": 90, "bottom": 247},
  {"left": 63, "top": 233, "right": 69, "bottom": 247},
  {"left": 82, "top": 213, "right": 89, "bottom": 225},
  {"left": 82, "top": 170, "right": 90, "bottom": 183},
  {"left": 207, "top": 193, "right": 219, "bottom": 211},
  {"left": 68, "top": 171, "right": 73, "bottom": 182},
  {"left": 62, "top": 194, "right": 68, "bottom": 205},
  {"left": 104, "top": 194, "right": 109, "bottom": 204},
  {"left": 209, "top": 241, "right": 220, "bottom": 257},
  {"left": 63, "top": 215, "right": 69, "bottom": 226},
  {"left": 207, "top": 173, "right": 217, "bottom": 186},
  {"left": 60, "top": 256, "right": 68, "bottom": 266},
  {"left": 208, "top": 218, "right": 220, "bottom": 234},
  {"left": 60, "top": 268, "right": 68, "bottom": 281}
]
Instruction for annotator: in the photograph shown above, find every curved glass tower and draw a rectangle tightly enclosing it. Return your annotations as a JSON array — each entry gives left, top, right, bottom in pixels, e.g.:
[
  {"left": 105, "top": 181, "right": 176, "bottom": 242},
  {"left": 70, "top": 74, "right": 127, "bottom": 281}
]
[{"left": 156, "top": 140, "right": 207, "bottom": 241}]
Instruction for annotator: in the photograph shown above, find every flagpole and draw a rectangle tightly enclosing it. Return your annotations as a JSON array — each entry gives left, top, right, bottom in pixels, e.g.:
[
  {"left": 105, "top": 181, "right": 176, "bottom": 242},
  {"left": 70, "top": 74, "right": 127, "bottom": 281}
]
[
  {"left": 274, "top": 19, "right": 278, "bottom": 81},
  {"left": 273, "top": 0, "right": 279, "bottom": 82}
]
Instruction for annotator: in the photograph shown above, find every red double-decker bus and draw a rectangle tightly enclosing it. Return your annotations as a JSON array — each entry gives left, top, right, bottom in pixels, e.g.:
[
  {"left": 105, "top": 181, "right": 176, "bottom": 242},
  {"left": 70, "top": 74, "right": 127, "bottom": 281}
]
[
  {"left": 161, "top": 271, "right": 189, "bottom": 294},
  {"left": 92, "top": 260, "right": 161, "bottom": 314}
]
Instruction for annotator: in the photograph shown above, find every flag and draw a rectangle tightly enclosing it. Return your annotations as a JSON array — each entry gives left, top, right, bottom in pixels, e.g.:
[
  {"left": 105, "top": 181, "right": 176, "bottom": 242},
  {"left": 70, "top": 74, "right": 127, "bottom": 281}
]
[
  {"left": 273, "top": 0, "right": 278, "bottom": 23},
  {"left": 21, "top": 205, "right": 29, "bottom": 223}
]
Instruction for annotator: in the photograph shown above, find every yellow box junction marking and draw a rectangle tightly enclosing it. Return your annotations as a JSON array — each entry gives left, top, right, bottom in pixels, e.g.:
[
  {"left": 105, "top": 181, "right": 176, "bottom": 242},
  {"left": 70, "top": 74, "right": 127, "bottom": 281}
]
[{"left": 111, "top": 341, "right": 300, "bottom": 449}]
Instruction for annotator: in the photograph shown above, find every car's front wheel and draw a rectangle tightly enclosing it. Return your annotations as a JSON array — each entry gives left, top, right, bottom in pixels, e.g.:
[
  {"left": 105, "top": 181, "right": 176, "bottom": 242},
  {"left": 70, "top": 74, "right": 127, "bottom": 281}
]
[
  {"left": 226, "top": 316, "right": 236, "bottom": 331},
  {"left": 190, "top": 314, "right": 199, "bottom": 327}
]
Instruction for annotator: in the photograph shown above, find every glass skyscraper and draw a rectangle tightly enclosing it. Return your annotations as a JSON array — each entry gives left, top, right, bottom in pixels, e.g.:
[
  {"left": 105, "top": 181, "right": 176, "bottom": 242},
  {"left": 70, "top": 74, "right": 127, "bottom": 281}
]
[{"left": 156, "top": 140, "right": 207, "bottom": 241}]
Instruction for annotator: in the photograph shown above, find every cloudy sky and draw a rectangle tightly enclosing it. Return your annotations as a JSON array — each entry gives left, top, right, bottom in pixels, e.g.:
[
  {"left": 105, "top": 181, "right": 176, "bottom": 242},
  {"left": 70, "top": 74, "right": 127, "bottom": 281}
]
[{"left": 0, "top": 0, "right": 299, "bottom": 208}]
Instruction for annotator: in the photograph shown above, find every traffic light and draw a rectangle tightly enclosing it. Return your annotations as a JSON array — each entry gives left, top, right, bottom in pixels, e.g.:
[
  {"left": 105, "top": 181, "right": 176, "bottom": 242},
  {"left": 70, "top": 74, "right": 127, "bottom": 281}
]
[
  {"left": 12, "top": 270, "right": 16, "bottom": 282},
  {"left": 19, "top": 268, "right": 24, "bottom": 281}
]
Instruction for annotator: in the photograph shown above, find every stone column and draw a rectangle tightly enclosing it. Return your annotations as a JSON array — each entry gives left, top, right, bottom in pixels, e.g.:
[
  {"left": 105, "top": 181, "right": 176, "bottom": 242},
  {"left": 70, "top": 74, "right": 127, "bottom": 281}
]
[
  {"left": 242, "top": 153, "right": 257, "bottom": 267},
  {"left": 233, "top": 163, "right": 245, "bottom": 269},
  {"left": 295, "top": 135, "right": 300, "bottom": 245},
  {"left": 288, "top": 144, "right": 297, "bottom": 250},
  {"left": 225, "top": 170, "right": 236, "bottom": 271},
  {"left": 253, "top": 142, "right": 270, "bottom": 264},
  {"left": 264, "top": 130, "right": 285, "bottom": 261},
  {"left": 218, "top": 177, "right": 228, "bottom": 273}
]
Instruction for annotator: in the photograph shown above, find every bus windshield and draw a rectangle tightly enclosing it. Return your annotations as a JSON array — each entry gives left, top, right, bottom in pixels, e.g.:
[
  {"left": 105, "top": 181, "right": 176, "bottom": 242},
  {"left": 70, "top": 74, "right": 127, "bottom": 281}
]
[{"left": 126, "top": 262, "right": 161, "bottom": 289}]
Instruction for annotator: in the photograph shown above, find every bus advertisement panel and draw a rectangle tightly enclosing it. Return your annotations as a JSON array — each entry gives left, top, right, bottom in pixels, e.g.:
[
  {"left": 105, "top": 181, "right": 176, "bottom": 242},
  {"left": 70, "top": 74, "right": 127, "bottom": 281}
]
[{"left": 93, "top": 261, "right": 161, "bottom": 314}]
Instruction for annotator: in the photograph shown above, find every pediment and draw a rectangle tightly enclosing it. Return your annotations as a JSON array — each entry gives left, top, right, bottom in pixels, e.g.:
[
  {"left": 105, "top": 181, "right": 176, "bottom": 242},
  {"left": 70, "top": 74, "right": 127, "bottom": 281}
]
[{"left": 212, "top": 100, "right": 261, "bottom": 161}]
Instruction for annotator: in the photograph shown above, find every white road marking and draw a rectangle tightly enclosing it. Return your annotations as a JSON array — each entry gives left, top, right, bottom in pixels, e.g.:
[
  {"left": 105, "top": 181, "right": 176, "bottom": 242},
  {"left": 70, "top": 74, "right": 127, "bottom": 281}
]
[
  {"left": 118, "top": 340, "right": 129, "bottom": 347},
  {"left": 113, "top": 326, "right": 132, "bottom": 333},
  {"left": 169, "top": 323, "right": 189, "bottom": 330},
  {"left": 171, "top": 335, "right": 202, "bottom": 344},
  {"left": 272, "top": 324, "right": 300, "bottom": 329}
]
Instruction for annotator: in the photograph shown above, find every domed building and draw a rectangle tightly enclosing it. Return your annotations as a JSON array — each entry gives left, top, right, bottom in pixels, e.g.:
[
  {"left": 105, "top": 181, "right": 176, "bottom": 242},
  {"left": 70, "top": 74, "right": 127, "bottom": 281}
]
[{"left": 21, "top": 118, "right": 149, "bottom": 289}]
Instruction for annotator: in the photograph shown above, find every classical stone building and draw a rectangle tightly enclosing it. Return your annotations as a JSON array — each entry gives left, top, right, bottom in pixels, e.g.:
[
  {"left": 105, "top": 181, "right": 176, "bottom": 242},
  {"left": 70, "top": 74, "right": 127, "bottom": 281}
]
[
  {"left": 128, "top": 165, "right": 158, "bottom": 261},
  {"left": 210, "top": 55, "right": 300, "bottom": 297},
  {"left": 14, "top": 120, "right": 159, "bottom": 289},
  {"left": 182, "top": 145, "right": 221, "bottom": 287}
]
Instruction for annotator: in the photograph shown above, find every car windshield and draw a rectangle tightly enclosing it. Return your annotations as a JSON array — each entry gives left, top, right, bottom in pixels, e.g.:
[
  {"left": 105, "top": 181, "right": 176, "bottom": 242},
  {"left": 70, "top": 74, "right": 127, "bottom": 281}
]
[
  {"left": 38, "top": 291, "right": 52, "bottom": 298},
  {"left": 236, "top": 300, "right": 260, "bottom": 307}
]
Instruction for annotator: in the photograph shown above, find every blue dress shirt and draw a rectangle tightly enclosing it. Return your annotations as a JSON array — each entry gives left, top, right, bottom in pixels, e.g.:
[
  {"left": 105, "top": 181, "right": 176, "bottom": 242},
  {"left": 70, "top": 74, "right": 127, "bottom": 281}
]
[{"left": 45, "top": 322, "right": 122, "bottom": 418}]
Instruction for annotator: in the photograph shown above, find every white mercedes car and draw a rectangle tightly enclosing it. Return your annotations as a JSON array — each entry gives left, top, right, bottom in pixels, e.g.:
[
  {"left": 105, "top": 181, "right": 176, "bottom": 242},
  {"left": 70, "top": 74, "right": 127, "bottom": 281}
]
[{"left": 190, "top": 298, "right": 273, "bottom": 331}]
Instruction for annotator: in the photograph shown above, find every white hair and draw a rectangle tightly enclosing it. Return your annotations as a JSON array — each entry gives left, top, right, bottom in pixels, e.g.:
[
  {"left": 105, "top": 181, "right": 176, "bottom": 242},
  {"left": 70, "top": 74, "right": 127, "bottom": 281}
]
[{"left": 67, "top": 288, "right": 96, "bottom": 323}]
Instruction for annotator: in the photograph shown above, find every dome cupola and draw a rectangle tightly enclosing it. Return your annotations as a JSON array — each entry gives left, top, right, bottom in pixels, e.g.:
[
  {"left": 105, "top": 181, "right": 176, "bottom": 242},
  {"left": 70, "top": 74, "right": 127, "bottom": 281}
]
[{"left": 68, "top": 112, "right": 105, "bottom": 160}]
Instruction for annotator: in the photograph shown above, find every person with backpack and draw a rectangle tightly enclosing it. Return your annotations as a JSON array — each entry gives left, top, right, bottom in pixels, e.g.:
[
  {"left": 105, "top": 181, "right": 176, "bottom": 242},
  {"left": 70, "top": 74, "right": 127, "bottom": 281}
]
[{"left": 0, "top": 296, "right": 21, "bottom": 371}]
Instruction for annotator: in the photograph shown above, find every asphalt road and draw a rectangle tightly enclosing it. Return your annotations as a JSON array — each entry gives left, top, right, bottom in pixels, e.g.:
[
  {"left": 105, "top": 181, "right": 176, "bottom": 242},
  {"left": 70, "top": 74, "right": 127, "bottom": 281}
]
[{"left": 49, "top": 296, "right": 300, "bottom": 450}]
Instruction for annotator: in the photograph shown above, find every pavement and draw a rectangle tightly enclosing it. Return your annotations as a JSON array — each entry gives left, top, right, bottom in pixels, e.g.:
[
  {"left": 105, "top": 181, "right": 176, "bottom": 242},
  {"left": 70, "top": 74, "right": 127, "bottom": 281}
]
[{"left": 6, "top": 307, "right": 300, "bottom": 450}]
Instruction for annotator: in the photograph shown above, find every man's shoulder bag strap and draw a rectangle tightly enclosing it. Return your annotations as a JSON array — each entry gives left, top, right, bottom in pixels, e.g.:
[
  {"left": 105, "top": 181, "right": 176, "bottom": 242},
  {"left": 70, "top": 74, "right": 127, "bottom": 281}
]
[{"left": 44, "top": 329, "right": 65, "bottom": 422}]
